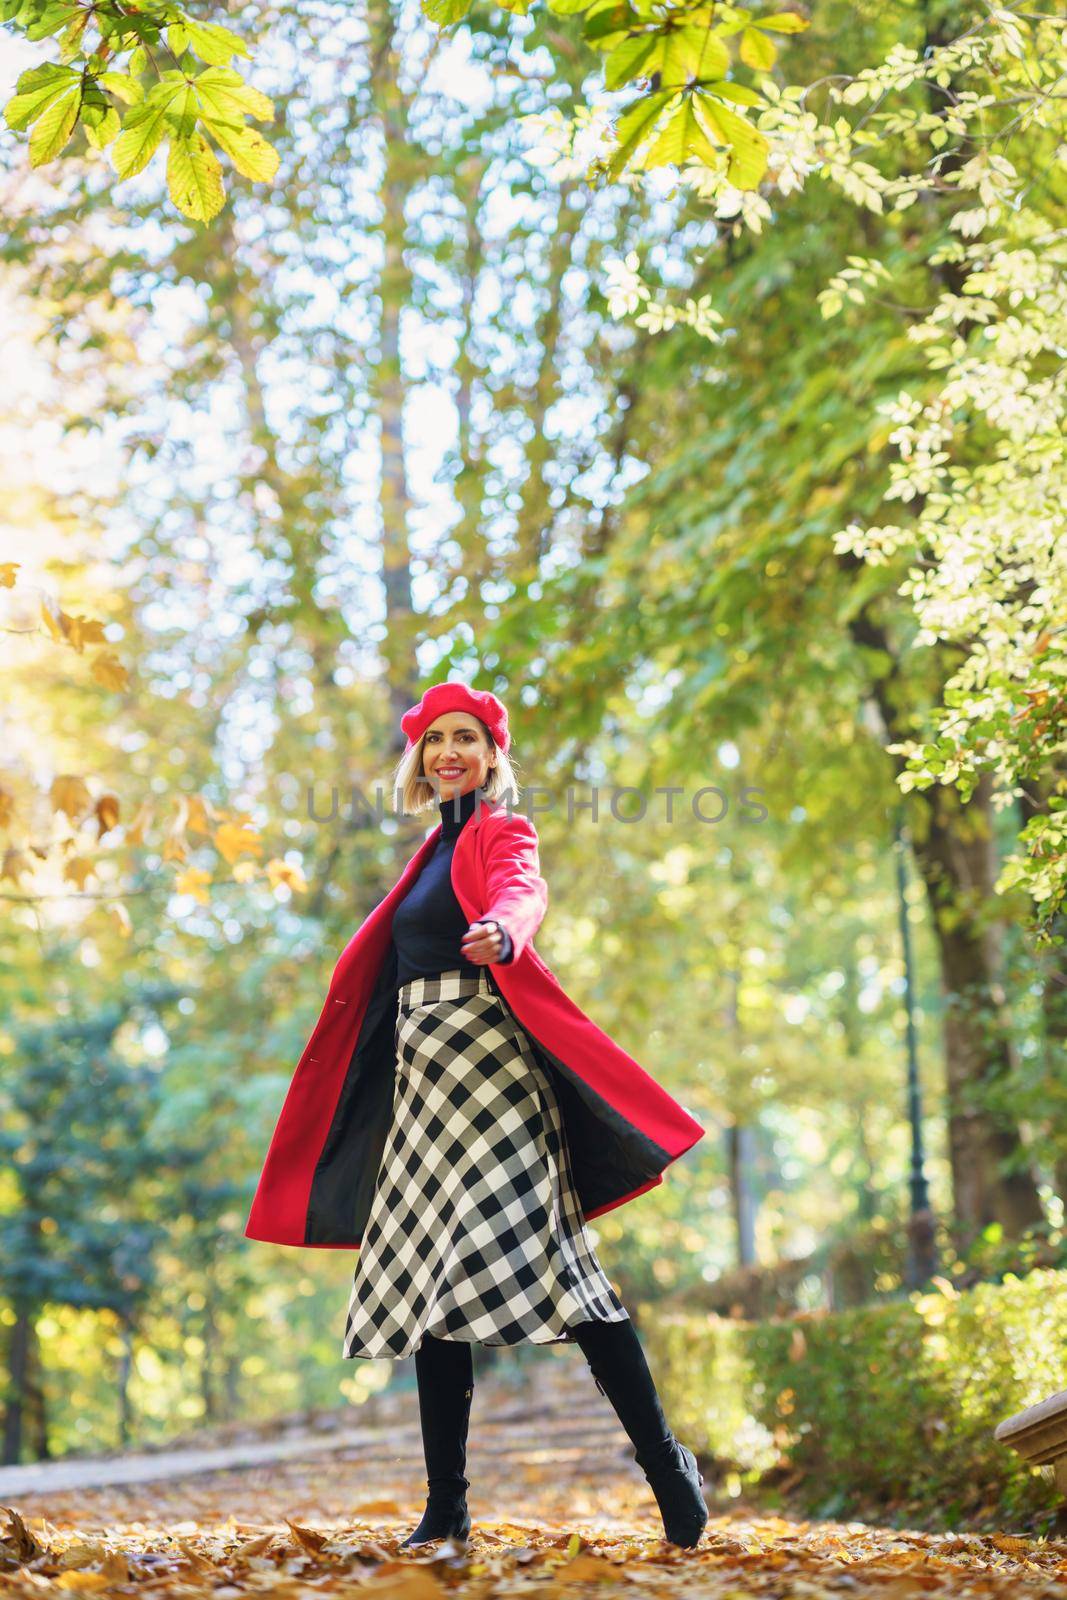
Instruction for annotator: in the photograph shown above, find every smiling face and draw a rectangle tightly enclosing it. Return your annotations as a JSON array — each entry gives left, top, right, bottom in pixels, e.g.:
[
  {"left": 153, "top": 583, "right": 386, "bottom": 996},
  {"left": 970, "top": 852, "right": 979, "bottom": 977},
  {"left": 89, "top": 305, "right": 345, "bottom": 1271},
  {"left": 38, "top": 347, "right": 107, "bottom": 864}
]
[{"left": 420, "top": 712, "right": 497, "bottom": 799}]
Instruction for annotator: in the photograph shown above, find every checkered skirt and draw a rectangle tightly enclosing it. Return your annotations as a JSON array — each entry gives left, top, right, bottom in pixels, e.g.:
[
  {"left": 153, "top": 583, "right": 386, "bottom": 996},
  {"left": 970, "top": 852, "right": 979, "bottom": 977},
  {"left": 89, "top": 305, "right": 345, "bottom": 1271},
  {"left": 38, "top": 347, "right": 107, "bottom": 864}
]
[{"left": 342, "top": 967, "right": 630, "bottom": 1360}]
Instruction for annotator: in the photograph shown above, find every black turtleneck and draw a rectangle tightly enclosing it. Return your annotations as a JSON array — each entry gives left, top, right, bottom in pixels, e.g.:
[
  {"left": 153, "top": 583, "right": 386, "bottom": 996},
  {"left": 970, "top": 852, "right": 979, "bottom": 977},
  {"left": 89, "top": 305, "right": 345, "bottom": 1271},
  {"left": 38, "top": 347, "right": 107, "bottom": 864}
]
[{"left": 391, "top": 787, "right": 514, "bottom": 986}]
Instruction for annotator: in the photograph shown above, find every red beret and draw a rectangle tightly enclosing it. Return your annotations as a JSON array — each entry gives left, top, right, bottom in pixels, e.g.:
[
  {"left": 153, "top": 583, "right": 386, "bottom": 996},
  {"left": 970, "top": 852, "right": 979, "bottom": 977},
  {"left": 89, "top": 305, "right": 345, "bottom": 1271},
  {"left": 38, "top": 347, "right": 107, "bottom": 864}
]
[{"left": 401, "top": 681, "right": 511, "bottom": 756}]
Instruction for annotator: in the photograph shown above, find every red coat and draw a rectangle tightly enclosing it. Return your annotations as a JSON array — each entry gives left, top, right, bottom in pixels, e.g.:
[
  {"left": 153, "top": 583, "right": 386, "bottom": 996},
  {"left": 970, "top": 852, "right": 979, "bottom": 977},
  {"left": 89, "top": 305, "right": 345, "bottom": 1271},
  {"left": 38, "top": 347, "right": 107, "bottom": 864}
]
[{"left": 244, "top": 800, "right": 706, "bottom": 1249}]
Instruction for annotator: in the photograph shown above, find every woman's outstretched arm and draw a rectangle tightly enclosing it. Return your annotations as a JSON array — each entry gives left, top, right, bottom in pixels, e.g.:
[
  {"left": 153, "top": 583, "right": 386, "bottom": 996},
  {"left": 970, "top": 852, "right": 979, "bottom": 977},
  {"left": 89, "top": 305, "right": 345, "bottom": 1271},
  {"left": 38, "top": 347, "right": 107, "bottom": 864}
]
[{"left": 479, "top": 811, "right": 548, "bottom": 964}]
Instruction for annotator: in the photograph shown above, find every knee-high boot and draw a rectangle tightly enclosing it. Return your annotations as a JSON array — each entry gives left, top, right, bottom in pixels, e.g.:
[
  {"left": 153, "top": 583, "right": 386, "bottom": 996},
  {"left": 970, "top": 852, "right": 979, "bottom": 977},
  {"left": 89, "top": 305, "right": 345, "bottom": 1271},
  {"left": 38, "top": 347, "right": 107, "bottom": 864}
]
[
  {"left": 570, "top": 1317, "right": 707, "bottom": 1549},
  {"left": 400, "top": 1334, "right": 474, "bottom": 1548}
]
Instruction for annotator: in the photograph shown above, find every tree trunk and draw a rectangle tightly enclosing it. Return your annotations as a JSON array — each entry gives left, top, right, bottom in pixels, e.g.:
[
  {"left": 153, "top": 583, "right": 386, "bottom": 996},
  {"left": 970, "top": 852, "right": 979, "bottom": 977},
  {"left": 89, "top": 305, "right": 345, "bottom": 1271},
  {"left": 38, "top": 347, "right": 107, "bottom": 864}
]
[
  {"left": 909, "top": 774, "right": 1044, "bottom": 1242},
  {"left": 369, "top": 0, "right": 418, "bottom": 745},
  {"left": 116, "top": 1318, "right": 134, "bottom": 1449},
  {"left": 1019, "top": 775, "right": 1067, "bottom": 1201},
  {"left": 847, "top": 600, "right": 1044, "bottom": 1241},
  {"left": 722, "top": 966, "right": 758, "bottom": 1267},
  {"left": 2, "top": 1301, "right": 31, "bottom": 1466},
  {"left": 726, "top": 1123, "right": 758, "bottom": 1269},
  {"left": 201, "top": 1276, "right": 220, "bottom": 1425}
]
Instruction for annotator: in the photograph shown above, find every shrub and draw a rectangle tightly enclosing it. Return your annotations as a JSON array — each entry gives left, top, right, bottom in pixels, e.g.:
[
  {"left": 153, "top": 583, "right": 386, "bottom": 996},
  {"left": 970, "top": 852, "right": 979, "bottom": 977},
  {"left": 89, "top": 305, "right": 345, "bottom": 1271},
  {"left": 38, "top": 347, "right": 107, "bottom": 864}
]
[{"left": 638, "top": 1268, "right": 1067, "bottom": 1525}]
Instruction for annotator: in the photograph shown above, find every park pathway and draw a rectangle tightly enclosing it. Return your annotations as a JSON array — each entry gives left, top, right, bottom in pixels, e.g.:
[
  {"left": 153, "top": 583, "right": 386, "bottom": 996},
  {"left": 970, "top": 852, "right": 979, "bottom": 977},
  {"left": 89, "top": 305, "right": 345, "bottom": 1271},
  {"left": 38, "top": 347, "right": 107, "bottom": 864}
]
[{"left": 2, "top": 1355, "right": 1066, "bottom": 1597}]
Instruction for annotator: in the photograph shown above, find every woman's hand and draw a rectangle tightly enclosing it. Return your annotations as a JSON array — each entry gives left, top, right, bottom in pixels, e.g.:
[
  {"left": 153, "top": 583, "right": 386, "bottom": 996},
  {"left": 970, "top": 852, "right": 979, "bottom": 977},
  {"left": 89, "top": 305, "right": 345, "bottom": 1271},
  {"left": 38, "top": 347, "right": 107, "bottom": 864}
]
[{"left": 461, "top": 919, "right": 506, "bottom": 965}]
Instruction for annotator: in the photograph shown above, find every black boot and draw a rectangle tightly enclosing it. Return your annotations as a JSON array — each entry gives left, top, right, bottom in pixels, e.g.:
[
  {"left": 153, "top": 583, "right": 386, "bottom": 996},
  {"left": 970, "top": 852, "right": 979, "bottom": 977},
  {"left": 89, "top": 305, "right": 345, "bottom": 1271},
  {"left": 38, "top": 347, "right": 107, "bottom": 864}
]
[
  {"left": 570, "top": 1317, "right": 708, "bottom": 1549},
  {"left": 399, "top": 1333, "right": 474, "bottom": 1548}
]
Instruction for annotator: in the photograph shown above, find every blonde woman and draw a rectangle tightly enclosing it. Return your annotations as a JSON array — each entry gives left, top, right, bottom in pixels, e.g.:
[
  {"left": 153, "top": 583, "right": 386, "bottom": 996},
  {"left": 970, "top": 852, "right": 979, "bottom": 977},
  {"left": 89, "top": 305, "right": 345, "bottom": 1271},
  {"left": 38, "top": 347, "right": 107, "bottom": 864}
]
[{"left": 245, "top": 681, "right": 708, "bottom": 1550}]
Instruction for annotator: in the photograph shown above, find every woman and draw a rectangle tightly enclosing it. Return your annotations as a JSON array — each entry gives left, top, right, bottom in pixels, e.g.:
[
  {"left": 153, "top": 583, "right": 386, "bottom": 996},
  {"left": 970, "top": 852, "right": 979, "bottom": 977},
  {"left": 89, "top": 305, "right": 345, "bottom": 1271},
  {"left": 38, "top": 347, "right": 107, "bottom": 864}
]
[{"left": 245, "top": 681, "right": 708, "bottom": 1551}]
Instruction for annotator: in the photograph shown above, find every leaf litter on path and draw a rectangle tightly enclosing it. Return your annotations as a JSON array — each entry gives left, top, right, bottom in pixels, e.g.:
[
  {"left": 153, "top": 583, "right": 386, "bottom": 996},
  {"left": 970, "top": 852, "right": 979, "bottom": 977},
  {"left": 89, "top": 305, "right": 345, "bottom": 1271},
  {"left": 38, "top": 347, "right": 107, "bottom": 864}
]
[{"left": 3, "top": 1362, "right": 1067, "bottom": 1598}]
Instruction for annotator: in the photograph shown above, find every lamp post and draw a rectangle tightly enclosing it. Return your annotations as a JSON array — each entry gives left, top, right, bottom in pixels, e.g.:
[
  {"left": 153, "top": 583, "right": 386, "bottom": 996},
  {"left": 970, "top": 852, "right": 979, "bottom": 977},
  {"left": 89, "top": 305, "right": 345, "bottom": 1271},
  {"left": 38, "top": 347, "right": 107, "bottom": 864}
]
[{"left": 894, "top": 805, "right": 939, "bottom": 1289}]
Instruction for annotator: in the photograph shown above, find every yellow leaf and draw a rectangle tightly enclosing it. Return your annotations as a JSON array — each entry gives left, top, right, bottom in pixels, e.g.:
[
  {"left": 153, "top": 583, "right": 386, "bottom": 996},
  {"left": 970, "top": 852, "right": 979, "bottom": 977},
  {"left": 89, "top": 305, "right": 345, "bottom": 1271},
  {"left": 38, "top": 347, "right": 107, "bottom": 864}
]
[
  {"left": 992, "top": 1535, "right": 1029, "bottom": 1554},
  {"left": 232, "top": 858, "right": 257, "bottom": 883},
  {"left": 1, "top": 847, "right": 32, "bottom": 884},
  {"left": 124, "top": 802, "right": 153, "bottom": 845},
  {"left": 64, "top": 856, "right": 95, "bottom": 890},
  {"left": 557, "top": 1554, "right": 611, "bottom": 1581},
  {"left": 29, "top": 84, "right": 80, "bottom": 167},
  {"left": 162, "top": 834, "right": 188, "bottom": 864},
  {"left": 215, "top": 820, "right": 263, "bottom": 863},
  {"left": 694, "top": 94, "right": 768, "bottom": 188},
  {"left": 91, "top": 651, "right": 129, "bottom": 691},
  {"left": 108, "top": 902, "right": 133, "bottom": 937},
  {"left": 285, "top": 1520, "right": 329, "bottom": 1556},
  {"left": 56, "top": 1572, "right": 111, "bottom": 1591},
  {"left": 40, "top": 598, "right": 66, "bottom": 642},
  {"left": 202, "top": 117, "right": 280, "bottom": 182},
  {"left": 0, "top": 785, "right": 14, "bottom": 828},
  {"left": 167, "top": 131, "right": 226, "bottom": 222},
  {"left": 756, "top": 10, "right": 808, "bottom": 31},
  {"left": 175, "top": 867, "right": 212, "bottom": 903},
  {"left": 111, "top": 102, "right": 167, "bottom": 179},
  {"left": 0, "top": 563, "right": 18, "bottom": 588},
  {"left": 63, "top": 613, "right": 107, "bottom": 653},
  {"left": 56, "top": 1543, "right": 108, "bottom": 1571},
  {"left": 266, "top": 858, "right": 307, "bottom": 893},
  {"left": 95, "top": 794, "right": 120, "bottom": 838},
  {"left": 50, "top": 774, "right": 92, "bottom": 820},
  {"left": 186, "top": 793, "right": 214, "bottom": 834},
  {"left": 739, "top": 24, "right": 776, "bottom": 69}
]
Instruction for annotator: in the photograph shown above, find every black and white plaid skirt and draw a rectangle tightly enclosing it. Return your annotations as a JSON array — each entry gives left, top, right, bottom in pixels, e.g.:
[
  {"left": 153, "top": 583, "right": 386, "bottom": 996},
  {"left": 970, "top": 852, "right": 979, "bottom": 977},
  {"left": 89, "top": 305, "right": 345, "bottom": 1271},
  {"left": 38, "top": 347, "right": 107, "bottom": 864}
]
[{"left": 342, "top": 967, "right": 630, "bottom": 1360}]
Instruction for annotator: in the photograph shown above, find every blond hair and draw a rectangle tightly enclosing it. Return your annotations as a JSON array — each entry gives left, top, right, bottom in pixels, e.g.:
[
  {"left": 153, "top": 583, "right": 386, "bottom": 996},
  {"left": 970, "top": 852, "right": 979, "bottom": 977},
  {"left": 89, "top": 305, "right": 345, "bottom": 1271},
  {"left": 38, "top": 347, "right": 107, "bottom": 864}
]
[{"left": 392, "top": 718, "right": 521, "bottom": 817}]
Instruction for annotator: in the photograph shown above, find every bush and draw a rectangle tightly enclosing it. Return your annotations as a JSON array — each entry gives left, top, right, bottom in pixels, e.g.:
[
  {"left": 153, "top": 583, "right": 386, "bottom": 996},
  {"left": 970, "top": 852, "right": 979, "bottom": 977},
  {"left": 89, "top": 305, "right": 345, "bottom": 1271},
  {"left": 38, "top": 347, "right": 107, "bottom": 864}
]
[{"left": 637, "top": 1268, "right": 1067, "bottom": 1526}]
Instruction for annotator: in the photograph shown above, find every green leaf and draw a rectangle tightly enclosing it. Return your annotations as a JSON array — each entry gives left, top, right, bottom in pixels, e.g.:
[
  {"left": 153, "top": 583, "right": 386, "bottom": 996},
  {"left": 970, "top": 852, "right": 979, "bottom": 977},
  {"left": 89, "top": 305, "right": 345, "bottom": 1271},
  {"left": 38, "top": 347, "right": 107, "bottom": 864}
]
[
  {"left": 607, "top": 88, "right": 673, "bottom": 178},
  {"left": 642, "top": 94, "right": 719, "bottom": 168},
  {"left": 546, "top": 0, "right": 597, "bottom": 13},
  {"left": 128, "top": 45, "right": 148, "bottom": 75},
  {"left": 202, "top": 117, "right": 279, "bottom": 182},
  {"left": 111, "top": 102, "right": 168, "bottom": 177},
  {"left": 166, "top": 131, "right": 225, "bottom": 220},
  {"left": 655, "top": 30, "right": 695, "bottom": 87},
  {"left": 422, "top": 0, "right": 470, "bottom": 24},
  {"left": 98, "top": 71, "right": 143, "bottom": 105},
  {"left": 57, "top": 8, "right": 87, "bottom": 59},
  {"left": 693, "top": 91, "right": 768, "bottom": 187},
  {"left": 24, "top": 2, "right": 78, "bottom": 41},
  {"left": 604, "top": 34, "right": 657, "bottom": 91},
  {"left": 167, "top": 23, "right": 189, "bottom": 55},
  {"left": 756, "top": 10, "right": 808, "bottom": 31},
  {"left": 739, "top": 25, "right": 776, "bottom": 69},
  {"left": 584, "top": 3, "right": 637, "bottom": 43},
  {"left": 677, "top": 24, "right": 729, "bottom": 82},
  {"left": 15, "top": 60, "right": 75, "bottom": 93},
  {"left": 165, "top": 84, "right": 199, "bottom": 138},
  {"left": 84, "top": 104, "right": 121, "bottom": 149},
  {"left": 704, "top": 78, "right": 761, "bottom": 106},
  {"left": 5, "top": 74, "right": 75, "bottom": 132},
  {"left": 183, "top": 18, "right": 249, "bottom": 65},
  {"left": 195, "top": 67, "right": 274, "bottom": 123},
  {"left": 632, "top": 25, "right": 730, "bottom": 91},
  {"left": 713, "top": 9, "right": 751, "bottom": 37},
  {"left": 27, "top": 82, "right": 80, "bottom": 164}
]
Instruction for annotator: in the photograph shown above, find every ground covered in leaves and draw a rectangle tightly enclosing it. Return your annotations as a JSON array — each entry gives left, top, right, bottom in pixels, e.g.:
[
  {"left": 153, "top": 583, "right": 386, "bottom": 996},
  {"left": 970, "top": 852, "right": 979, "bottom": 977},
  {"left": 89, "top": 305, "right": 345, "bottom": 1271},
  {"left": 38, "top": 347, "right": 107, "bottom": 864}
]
[{"left": 3, "top": 1356, "right": 1067, "bottom": 1598}]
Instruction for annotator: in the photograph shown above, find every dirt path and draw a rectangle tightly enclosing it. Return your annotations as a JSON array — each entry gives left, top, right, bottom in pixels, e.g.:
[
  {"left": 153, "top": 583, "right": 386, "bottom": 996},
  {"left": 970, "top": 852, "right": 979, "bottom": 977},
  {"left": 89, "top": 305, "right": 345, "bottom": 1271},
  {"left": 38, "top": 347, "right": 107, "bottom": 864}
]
[{"left": 2, "top": 1354, "right": 1066, "bottom": 1597}]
